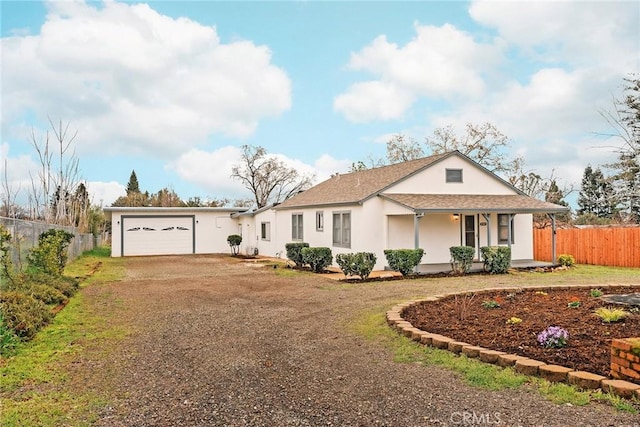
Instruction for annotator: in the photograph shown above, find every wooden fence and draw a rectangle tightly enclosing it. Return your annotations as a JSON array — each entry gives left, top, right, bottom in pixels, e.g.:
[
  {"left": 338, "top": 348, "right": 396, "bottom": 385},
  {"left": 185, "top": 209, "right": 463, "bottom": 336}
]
[{"left": 533, "top": 227, "right": 640, "bottom": 268}]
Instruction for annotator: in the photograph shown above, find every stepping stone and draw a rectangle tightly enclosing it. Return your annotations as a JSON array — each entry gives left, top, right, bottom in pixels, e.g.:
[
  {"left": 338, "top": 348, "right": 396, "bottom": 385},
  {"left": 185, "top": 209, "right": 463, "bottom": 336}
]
[{"left": 601, "top": 293, "right": 640, "bottom": 307}]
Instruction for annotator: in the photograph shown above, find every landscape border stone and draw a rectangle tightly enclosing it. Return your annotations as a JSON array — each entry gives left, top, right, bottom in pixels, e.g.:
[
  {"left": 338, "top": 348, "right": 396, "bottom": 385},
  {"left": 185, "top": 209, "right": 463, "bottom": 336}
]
[{"left": 387, "top": 284, "right": 640, "bottom": 400}]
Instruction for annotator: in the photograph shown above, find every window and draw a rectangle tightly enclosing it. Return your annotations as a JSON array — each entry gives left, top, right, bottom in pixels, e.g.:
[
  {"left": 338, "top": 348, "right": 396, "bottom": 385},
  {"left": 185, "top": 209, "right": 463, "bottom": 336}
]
[
  {"left": 260, "top": 222, "right": 270, "bottom": 241},
  {"left": 446, "top": 168, "right": 463, "bottom": 183},
  {"left": 316, "top": 211, "right": 324, "bottom": 231},
  {"left": 498, "top": 214, "right": 514, "bottom": 244},
  {"left": 292, "top": 213, "right": 303, "bottom": 240},
  {"left": 332, "top": 211, "right": 351, "bottom": 248}
]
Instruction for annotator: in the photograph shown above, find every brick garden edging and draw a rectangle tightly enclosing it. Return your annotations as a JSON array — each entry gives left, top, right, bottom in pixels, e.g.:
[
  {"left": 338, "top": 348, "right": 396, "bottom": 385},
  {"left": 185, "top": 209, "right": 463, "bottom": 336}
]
[{"left": 387, "top": 284, "right": 640, "bottom": 400}]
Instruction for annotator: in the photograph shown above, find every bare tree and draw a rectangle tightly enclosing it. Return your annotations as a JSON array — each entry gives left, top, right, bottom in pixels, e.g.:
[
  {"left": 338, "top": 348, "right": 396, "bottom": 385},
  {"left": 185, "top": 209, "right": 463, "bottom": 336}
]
[
  {"left": 29, "top": 118, "right": 80, "bottom": 225},
  {"left": 1, "top": 158, "right": 22, "bottom": 218},
  {"left": 426, "top": 122, "right": 523, "bottom": 177},
  {"left": 386, "top": 134, "right": 425, "bottom": 164},
  {"left": 231, "top": 145, "right": 315, "bottom": 208}
]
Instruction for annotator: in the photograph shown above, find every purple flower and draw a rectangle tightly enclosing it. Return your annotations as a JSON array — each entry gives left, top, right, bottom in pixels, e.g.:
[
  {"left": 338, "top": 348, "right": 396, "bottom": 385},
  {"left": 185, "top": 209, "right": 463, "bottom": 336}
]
[{"left": 537, "top": 326, "right": 569, "bottom": 348}]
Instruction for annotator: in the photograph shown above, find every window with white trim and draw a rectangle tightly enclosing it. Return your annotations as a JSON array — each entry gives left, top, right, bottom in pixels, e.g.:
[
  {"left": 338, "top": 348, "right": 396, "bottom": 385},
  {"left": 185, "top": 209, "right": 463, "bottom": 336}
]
[
  {"left": 446, "top": 168, "right": 463, "bottom": 183},
  {"left": 292, "top": 213, "right": 303, "bottom": 240},
  {"left": 260, "top": 222, "right": 270, "bottom": 241},
  {"left": 332, "top": 211, "right": 351, "bottom": 248},
  {"left": 498, "top": 214, "right": 514, "bottom": 244},
  {"left": 316, "top": 211, "right": 324, "bottom": 231}
]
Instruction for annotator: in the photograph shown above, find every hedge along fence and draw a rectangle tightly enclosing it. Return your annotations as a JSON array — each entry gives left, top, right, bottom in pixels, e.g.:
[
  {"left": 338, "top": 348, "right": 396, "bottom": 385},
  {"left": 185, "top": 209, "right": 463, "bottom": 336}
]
[
  {"left": 533, "top": 227, "right": 640, "bottom": 268},
  {"left": 0, "top": 217, "right": 100, "bottom": 273}
]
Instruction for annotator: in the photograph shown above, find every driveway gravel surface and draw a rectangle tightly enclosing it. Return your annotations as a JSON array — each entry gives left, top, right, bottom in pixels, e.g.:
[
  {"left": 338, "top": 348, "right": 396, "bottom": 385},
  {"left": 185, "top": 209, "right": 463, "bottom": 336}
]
[{"left": 79, "top": 255, "right": 639, "bottom": 426}]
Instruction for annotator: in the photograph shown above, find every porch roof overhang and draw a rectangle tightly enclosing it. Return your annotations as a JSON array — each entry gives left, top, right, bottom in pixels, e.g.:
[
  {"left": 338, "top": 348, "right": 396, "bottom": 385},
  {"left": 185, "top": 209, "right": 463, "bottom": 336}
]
[{"left": 379, "top": 193, "right": 570, "bottom": 214}]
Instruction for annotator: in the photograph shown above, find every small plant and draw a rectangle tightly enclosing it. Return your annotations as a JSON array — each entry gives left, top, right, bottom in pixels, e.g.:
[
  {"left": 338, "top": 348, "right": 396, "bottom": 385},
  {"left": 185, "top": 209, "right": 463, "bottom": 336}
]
[
  {"left": 537, "top": 326, "right": 569, "bottom": 348},
  {"left": 535, "top": 291, "right": 548, "bottom": 296},
  {"left": 453, "top": 293, "right": 476, "bottom": 321},
  {"left": 567, "top": 297, "right": 581, "bottom": 308},
  {"left": 26, "top": 229, "right": 75, "bottom": 276},
  {"left": 482, "top": 299, "right": 501, "bottom": 309},
  {"left": 590, "top": 288, "right": 603, "bottom": 298},
  {"left": 226, "top": 234, "right": 242, "bottom": 256},
  {"left": 383, "top": 248, "right": 424, "bottom": 276},
  {"left": 595, "top": 307, "right": 629, "bottom": 323},
  {"left": 0, "top": 312, "right": 21, "bottom": 356},
  {"left": 301, "top": 247, "right": 332, "bottom": 273},
  {"left": 557, "top": 254, "right": 575, "bottom": 267},
  {"left": 506, "top": 317, "right": 522, "bottom": 325}
]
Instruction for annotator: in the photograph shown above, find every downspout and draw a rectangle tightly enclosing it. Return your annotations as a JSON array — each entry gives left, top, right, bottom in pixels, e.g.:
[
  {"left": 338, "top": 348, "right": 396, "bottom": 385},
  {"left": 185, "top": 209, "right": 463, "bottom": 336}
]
[{"left": 550, "top": 213, "right": 557, "bottom": 265}]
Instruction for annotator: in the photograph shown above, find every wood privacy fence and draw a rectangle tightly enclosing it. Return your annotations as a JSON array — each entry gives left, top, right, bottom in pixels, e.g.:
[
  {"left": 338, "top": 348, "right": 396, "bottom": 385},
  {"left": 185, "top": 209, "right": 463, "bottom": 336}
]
[{"left": 533, "top": 227, "right": 640, "bottom": 268}]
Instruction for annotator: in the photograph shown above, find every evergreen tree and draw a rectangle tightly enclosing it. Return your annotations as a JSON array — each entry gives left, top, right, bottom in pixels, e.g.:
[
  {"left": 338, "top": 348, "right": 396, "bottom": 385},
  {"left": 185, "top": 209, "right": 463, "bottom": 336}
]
[
  {"left": 544, "top": 179, "right": 570, "bottom": 222},
  {"left": 126, "top": 170, "right": 141, "bottom": 196},
  {"left": 577, "top": 166, "right": 617, "bottom": 219}
]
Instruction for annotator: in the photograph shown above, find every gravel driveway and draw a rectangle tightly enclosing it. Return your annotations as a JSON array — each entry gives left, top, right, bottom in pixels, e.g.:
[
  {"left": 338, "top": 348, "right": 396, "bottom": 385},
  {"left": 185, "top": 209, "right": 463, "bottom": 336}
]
[{"left": 84, "top": 255, "right": 638, "bottom": 427}]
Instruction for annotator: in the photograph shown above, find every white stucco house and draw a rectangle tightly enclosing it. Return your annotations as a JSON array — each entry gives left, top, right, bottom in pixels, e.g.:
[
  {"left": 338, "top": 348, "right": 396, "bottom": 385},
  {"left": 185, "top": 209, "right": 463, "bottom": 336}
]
[{"left": 104, "top": 151, "right": 568, "bottom": 270}]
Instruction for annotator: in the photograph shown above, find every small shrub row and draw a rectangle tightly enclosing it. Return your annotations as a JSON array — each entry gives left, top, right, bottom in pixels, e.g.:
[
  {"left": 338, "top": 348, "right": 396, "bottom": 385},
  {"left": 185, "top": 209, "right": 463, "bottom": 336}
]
[
  {"left": 301, "top": 247, "right": 333, "bottom": 273},
  {"left": 480, "top": 246, "right": 511, "bottom": 274},
  {"left": 335, "top": 252, "right": 377, "bottom": 281},
  {"left": 558, "top": 254, "right": 575, "bottom": 267},
  {"left": 383, "top": 249, "right": 424, "bottom": 276},
  {"left": 1, "top": 291, "right": 53, "bottom": 340},
  {"left": 285, "top": 242, "right": 310, "bottom": 267}
]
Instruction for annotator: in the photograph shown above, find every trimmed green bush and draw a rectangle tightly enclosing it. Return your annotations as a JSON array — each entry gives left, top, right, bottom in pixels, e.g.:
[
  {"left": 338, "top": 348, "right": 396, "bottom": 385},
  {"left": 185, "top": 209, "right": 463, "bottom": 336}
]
[
  {"left": 558, "top": 254, "right": 575, "bottom": 267},
  {"left": 0, "top": 291, "right": 53, "bottom": 339},
  {"left": 0, "top": 311, "right": 20, "bottom": 356},
  {"left": 449, "top": 246, "right": 475, "bottom": 274},
  {"left": 480, "top": 246, "right": 511, "bottom": 274},
  {"left": 383, "top": 248, "right": 424, "bottom": 276},
  {"left": 336, "top": 252, "right": 377, "bottom": 280},
  {"left": 285, "top": 242, "right": 309, "bottom": 267},
  {"left": 301, "top": 247, "right": 333, "bottom": 273},
  {"left": 227, "top": 234, "right": 242, "bottom": 255},
  {"left": 24, "top": 272, "right": 79, "bottom": 298},
  {"left": 27, "top": 284, "right": 67, "bottom": 305}
]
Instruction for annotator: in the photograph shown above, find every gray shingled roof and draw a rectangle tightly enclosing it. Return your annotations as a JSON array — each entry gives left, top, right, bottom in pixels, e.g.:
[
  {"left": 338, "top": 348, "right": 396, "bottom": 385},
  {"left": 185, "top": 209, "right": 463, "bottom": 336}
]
[
  {"left": 275, "top": 152, "right": 449, "bottom": 209},
  {"left": 380, "top": 193, "right": 569, "bottom": 213}
]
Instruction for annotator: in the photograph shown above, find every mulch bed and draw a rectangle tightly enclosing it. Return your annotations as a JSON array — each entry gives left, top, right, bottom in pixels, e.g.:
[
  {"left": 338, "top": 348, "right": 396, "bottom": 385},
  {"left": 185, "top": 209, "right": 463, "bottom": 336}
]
[{"left": 402, "top": 286, "right": 640, "bottom": 378}]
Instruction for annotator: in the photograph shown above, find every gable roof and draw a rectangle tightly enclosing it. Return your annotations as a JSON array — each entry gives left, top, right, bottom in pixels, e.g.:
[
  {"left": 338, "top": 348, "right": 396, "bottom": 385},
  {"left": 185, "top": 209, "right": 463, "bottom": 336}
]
[
  {"left": 275, "top": 152, "right": 450, "bottom": 209},
  {"left": 380, "top": 193, "right": 569, "bottom": 213}
]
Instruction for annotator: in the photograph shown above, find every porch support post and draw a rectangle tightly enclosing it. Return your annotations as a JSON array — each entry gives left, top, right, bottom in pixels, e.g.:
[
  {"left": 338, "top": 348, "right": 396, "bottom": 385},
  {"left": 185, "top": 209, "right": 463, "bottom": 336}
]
[
  {"left": 507, "top": 214, "right": 514, "bottom": 251},
  {"left": 482, "top": 213, "right": 491, "bottom": 246},
  {"left": 549, "top": 213, "right": 557, "bottom": 265},
  {"left": 414, "top": 212, "right": 422, "bottom": 249}
]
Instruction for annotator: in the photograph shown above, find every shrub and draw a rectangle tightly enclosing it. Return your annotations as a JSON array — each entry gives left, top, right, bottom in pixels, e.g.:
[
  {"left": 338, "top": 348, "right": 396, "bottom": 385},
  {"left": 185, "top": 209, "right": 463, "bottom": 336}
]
[
  {"left": 0, "top": 225, "right": 15, "bottom": 285},
  {"left": 0, "top": 291, "right": 53, "bottom": 339},
  {"left": 595, "top": 307, "right": 629, "bottom": 323},
  {"left": 506, "top": 317, "right": 522, "bottom": 325},
  {"left": 480, "top": 246, "right": 511, "bottom": 274},
  {"left": 383, "top": 248, "right": 424, "bottom": 276},
  {"left": 336, "top": 252, "right": 377, "bottom": 280},
  {"left": 26, "top": 229, "right": 74, "bottom": 276},
  {"left": 558, "top": 254, "right": 575, "bottom": 267},
  {"left": 537, "top": 326, "right": 568, "bottom": 348},
  {"left": 23, "top": 272, "right": 79, "bottom": 298},
  {"left": 449, "top": 246, "right": 475, "bottom": 274},
  {"left": 301, "top": 247, "right": 333, "bottom": 273},
  {"left": 27, "top": 284, "right": 67, "bottom": 305},
  {"left": 482, "top": 299, "right": 501, "bottom": 309},
  {"left": 590, "top": 288, "right": 603, "bottom": 298},
  {"left": 285, "top": 242, "right": 309, "bottom": 267},
  {"left": 0, "top": 312, "right": 20, "bottom": 357},
  {"left": 226, "top": 234, "right": 242, "bottom": 255}
]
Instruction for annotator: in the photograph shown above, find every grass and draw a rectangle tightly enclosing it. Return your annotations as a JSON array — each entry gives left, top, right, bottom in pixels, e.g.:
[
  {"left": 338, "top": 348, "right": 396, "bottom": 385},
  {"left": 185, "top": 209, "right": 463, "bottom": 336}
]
[
  {"left": 348, "top": 306, "right": 639, "bottom": 412},
  {"left": 0, "top": 246, "right": 128, "bottom": 426}
]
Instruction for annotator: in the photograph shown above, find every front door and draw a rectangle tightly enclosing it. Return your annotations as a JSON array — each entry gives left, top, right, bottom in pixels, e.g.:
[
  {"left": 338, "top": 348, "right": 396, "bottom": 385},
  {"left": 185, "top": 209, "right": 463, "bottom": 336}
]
[{"left": 464, "top": 215, "right": 475, "bottom": 250}]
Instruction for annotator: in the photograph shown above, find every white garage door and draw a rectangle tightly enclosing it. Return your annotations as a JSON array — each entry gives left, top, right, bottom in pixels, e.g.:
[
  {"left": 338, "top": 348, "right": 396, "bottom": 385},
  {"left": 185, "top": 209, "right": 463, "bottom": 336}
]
[{"left": 122, "top": 216, "right": 194, "bottom": 256}]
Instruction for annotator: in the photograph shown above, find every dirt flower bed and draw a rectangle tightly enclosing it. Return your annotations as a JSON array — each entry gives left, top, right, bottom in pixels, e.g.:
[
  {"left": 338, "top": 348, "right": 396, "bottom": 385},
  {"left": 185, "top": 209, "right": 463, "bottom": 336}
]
[{"left": 402, "top": 286, "right": 640, "bottom": 378}]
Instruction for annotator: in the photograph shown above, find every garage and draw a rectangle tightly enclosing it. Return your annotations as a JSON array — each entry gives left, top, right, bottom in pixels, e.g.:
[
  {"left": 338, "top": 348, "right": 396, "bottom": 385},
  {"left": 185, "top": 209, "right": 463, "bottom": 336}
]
[
  {"left": 104, "top": 207, "right": 250, "bottom": 257},
  {"left": 121, "top": 215, "right": 195, "bottom": 256}
]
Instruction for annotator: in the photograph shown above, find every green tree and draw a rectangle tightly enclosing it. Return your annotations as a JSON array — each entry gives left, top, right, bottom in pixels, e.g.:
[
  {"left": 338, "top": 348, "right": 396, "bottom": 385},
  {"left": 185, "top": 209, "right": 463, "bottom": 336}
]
[
  {"left": 126, "top": 170, "right": 140, "bottom": 195},
  {"left": 577, "top": 166, "right": 617, "bottom": 220}
]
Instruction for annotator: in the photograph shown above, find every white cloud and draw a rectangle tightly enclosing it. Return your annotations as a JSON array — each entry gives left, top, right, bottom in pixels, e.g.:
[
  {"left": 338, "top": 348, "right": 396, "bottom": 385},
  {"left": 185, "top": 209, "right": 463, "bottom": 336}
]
[
  {"left": 169, "top": 146, "right": 351, "bottom": 198},
  {"left": 469, "top": 0, "right": 639, "bottom": 70},
  {"left": 1, "top": 0, "right": 292, "bottom": 158},
  {"left": 85, "top": 181, "right": 126, "bottom": 207},
  {"left": 334, "top": 23, "right": 502, "bottom": 122}
]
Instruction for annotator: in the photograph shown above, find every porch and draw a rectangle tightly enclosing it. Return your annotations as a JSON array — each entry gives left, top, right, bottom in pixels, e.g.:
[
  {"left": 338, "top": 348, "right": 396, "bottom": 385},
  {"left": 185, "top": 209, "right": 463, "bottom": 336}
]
[{"left": 416, "top": 259, "right": 555, "bottom": 275}]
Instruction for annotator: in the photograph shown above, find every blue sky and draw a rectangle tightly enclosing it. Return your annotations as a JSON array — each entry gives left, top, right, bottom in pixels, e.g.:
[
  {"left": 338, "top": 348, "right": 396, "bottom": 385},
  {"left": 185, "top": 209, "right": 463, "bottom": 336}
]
[{"left": 1, "top": 0, "right": 638, "bottom": 207}]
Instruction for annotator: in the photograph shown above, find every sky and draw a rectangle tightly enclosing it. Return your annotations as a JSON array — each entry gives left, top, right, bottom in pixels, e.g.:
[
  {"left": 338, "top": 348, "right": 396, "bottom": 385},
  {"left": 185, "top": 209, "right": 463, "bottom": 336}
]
[{"left": 1, "top": 0, "right": 639, "bottom": 208}]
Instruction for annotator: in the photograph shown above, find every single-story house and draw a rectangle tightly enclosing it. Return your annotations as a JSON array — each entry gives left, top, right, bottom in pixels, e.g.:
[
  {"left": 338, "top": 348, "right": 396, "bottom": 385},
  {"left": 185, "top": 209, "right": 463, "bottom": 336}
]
[
  {"left": 235, "top": 151, "right": 568, "bottom": 270},
  {"left": 104, "top": 151, "right": 568, "bottom": 270}
]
